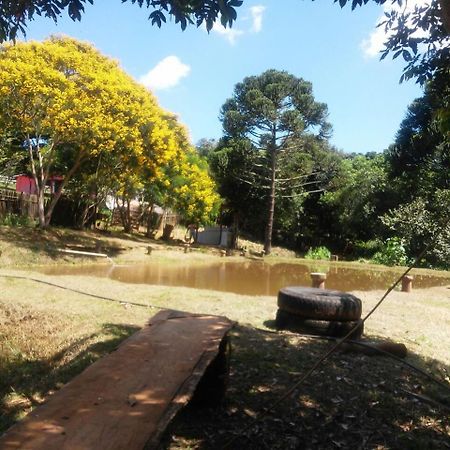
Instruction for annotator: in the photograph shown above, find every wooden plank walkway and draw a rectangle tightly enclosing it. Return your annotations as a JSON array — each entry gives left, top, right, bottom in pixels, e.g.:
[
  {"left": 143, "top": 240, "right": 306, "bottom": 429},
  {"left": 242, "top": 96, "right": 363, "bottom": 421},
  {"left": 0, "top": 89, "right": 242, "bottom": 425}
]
[{"left": 0, "top": 310, "right": 234, "bottom": 450}]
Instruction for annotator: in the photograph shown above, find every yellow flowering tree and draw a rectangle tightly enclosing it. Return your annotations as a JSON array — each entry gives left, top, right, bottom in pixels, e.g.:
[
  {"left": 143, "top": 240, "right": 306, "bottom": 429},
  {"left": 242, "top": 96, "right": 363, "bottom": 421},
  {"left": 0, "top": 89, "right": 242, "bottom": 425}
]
[
  {"left": 0, "top": 36, "right": 177, "bottom": 228},
  {"left": 172, "top": 150, "right": 221, "bottom": 225},
  {"left": 137, "top": 114, "right": 221, "bottom": 231}
]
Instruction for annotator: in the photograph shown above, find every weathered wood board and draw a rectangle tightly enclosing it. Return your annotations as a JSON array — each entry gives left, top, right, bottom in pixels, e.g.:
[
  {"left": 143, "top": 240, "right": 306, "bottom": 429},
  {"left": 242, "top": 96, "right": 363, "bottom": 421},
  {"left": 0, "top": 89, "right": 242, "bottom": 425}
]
[{"left": 0, "top": 310, "right": 234, "bottom": 450}]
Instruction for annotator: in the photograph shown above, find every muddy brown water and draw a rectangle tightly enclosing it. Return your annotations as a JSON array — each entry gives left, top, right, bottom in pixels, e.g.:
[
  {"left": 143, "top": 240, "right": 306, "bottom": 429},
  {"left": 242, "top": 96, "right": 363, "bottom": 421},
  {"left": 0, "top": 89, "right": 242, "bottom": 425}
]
[{"left": 38, "top": 261, "right": 450, "bottom": 296}]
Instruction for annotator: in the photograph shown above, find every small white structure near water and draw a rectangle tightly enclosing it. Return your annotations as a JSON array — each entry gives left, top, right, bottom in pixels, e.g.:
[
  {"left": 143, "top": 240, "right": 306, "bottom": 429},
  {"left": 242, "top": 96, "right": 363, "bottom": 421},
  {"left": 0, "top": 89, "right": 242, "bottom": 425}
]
[{"left": 196, "top": 226, "right": 229, "bottom": 247}]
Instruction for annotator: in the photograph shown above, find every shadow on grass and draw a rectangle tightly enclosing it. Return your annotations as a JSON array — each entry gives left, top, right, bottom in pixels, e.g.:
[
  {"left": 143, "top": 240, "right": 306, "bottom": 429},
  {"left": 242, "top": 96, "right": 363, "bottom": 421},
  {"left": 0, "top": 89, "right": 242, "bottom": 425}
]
[
  {"left": 0, "top": 226, "right": 133, "bottom": 260},
  {"left": 0, "top": 323, "right": 139, "bottom": 434},
  {"left": 159, "top": 324, "right": 450, "bottom": 450},
  {"left": 1, "top": 318, "right": 448, "bottom": 449}
]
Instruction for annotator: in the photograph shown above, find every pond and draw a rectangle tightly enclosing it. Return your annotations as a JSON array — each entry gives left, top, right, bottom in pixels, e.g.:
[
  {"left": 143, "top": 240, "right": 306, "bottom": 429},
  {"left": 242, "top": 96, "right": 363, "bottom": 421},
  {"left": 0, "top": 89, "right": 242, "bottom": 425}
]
[{"left": 38, "top": 260, "right": 450, "bottom": 296}]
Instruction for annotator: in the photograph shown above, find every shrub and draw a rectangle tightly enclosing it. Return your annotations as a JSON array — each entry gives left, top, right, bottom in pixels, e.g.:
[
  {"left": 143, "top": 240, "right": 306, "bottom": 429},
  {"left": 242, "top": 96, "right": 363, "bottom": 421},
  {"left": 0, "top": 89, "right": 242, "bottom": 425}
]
[
  {"left": 0, "top": 213, "right": 35, "bottom": 227},
  {"left": 372, "top": 237, "right": 409, "bottom": 267},
  {"left": 304, "top": 246, "right": 331, "bottom": 260},
  {"left": 352, "top": 239, "right": 384, "bottom": 259},
  {"left": 380, "top": 191, "right": 450, "bottom": 269}
]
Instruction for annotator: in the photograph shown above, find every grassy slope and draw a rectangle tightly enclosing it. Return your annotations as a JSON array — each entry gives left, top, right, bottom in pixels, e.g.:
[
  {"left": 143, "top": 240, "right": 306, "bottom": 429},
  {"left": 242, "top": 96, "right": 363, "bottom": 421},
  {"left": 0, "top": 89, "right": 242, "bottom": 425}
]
[{"left": 0, "top": 226, "right": 449, "bottom": 448}]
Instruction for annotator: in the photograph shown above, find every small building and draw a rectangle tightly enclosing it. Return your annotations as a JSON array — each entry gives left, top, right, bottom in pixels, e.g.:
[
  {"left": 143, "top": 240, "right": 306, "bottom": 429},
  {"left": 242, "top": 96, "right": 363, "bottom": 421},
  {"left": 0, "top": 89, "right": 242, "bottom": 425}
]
[
  {"left": 196, "top": 226, "right": 229, "bottom": 247},
  {"left": 16, "top": 175, "right": 63, "bottom": 195}
]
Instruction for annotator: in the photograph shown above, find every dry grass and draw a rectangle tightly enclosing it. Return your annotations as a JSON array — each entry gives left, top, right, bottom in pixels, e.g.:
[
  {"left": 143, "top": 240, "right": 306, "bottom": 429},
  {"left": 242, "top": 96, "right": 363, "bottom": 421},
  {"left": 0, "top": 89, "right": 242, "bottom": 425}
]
[{"left": 0, "top": 226, "right": 449, "bottom": 447}]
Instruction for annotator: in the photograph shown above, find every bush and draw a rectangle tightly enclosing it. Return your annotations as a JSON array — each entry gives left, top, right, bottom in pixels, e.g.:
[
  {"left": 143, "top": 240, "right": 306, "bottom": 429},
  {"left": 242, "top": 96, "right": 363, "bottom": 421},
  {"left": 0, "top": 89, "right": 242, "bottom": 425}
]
[
  {"left": 372, "top": 237, "right": 409, "bottom": 267},
  {"left": 352, "top": 239, "right": 384, "bottom": 259},
  {"left": 304, "top": 246, "right": 331, "bottom": 260},
  {"left": 380, "top": 191, "right": 450, "bottom": 269},
  {"left": 0, "top": 213, "right": 35, "bottom": 227}
]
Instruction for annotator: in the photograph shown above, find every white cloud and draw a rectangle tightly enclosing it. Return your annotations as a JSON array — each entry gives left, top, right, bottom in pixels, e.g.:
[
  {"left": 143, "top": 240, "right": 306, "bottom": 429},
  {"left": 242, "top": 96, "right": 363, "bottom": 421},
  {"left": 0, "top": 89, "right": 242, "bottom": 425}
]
[
  {"left": 139, "top": 55, "right": 191, "bottom": 91},
  {"left": 207, "top": 4, "right": 266, "bottom": 44},
  {"left": 211, "top": 22, "right": 244, "bottom": 45},
  {"left": 361, "top": 0, "right": 427, "bottom": 58},
  {"left": 250, "top": 5, "right": 266, "bottom": 33},
  {"left": 361, "top": 25, "right": 388, "bottom": 58}
]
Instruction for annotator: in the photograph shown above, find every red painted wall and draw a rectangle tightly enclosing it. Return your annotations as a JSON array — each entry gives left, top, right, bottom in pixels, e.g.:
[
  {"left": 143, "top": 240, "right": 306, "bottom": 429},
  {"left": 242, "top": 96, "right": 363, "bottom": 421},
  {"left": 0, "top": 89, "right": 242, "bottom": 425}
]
[
  {"left": 16, "top": 175, "right": 64, "bottom": 194},
  {"left": 16, "top": 175, "right": 37, "bottom": 194}
]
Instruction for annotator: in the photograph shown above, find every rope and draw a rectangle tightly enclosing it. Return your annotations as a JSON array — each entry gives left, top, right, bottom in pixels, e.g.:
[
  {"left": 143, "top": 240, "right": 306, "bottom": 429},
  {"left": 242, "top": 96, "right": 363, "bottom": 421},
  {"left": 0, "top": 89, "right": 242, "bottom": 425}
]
[
  {"left": 1, "top": 272, "right": 448, "bottom": 393},
  {"left": 1, "top": 240, "right": 449, "bottom": 447},
  {"left": 221, "top": 238, "right": 448, "bottom": 448},
  {"left": 0, "top": 274, "right": 165, "bottom": 310},
  {"left": 251, "top": 328, "right": 450, "bottom": 392}
]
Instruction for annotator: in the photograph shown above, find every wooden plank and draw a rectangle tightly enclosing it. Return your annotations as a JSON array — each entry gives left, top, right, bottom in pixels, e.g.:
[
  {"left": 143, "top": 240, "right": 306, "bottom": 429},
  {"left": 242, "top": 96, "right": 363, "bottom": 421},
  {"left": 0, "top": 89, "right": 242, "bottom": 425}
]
[
  {"left": 57, "top": 249, "right": 109, "bottom": 258},
  {"left": 0, "top": 310, "right": 234, "bottom": 450}
]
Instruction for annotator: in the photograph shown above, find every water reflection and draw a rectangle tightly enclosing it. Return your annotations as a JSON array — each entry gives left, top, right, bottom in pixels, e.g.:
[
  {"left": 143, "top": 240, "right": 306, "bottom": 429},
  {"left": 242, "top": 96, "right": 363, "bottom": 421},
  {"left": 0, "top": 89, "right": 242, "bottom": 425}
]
[{"left": 38, "top": 261, "right": 450, "bottom": 296}]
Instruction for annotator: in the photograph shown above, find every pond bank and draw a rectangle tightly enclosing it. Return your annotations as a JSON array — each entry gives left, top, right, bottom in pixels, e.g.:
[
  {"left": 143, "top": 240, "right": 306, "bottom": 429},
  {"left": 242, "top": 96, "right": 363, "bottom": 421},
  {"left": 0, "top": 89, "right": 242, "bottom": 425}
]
[{"left": 1, "top": 225, "right": 449, "bottom": 277}]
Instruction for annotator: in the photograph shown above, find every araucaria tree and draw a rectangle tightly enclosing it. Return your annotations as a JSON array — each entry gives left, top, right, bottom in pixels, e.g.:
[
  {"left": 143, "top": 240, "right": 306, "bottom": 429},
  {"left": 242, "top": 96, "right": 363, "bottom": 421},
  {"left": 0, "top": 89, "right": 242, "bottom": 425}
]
[{"left": 220, "top": 69, "right": 331, "bottom": 254}]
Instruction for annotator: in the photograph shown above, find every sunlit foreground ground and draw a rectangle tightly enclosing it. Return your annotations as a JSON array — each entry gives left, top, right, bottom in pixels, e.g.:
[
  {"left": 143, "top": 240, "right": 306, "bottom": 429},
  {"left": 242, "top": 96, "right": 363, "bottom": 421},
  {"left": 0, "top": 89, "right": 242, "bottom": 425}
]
[
  {"left": 1, "top": 265, "right": 449, "bottom": 448},
  {"left": 0, "top": 226, "right": 449, "bottom": 447}
]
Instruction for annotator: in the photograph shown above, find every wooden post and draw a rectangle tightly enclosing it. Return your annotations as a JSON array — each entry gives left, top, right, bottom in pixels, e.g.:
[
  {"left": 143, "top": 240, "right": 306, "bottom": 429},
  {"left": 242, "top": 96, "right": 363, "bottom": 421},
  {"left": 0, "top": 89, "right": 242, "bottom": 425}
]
[
  {"left": 162, "top": 224, "right": 174, "bottom": 241},
  {"left": 401, "top": 275, "right": 413, "bottom": 293},
  {"left": 310, "top": 272, "right": 327, "bottom": 289}
]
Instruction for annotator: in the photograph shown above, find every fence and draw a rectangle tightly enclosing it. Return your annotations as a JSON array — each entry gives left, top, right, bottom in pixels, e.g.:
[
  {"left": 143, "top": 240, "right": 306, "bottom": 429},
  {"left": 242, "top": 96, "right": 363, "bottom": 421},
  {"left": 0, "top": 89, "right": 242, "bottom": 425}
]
[
  {"left": 112, "top": 202, "right": 179, "bottom": 233},
  {"left": 0, "top": 189, "right": 39, "bottom": 219}
]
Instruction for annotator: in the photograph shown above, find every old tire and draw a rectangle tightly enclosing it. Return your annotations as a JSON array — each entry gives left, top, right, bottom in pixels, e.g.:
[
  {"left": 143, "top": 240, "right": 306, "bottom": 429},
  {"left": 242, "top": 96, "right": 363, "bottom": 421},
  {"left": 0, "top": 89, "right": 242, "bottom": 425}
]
[
  {"left": 275, "top": 309, "right": 364, "bottom": 339},
  {"left": 278, "top": 287, "right": 362, "bottom": 321}
]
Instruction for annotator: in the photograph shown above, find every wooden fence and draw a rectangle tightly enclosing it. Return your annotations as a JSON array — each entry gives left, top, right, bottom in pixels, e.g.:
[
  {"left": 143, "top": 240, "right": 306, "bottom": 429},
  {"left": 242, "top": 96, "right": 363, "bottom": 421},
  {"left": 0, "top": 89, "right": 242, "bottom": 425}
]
[
  {"left": 0, "top": 189, "right": 39, "bottom": 218},
  {"left": 111, "top": 202, "right": 179, "bottom": 232}
]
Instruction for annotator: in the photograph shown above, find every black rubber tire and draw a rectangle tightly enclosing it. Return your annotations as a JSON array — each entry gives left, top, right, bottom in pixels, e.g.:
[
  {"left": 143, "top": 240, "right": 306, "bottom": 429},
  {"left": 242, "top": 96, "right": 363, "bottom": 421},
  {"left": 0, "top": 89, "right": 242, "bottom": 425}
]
[
  {"left": 275, "top": 309, "right": 364, "bottom": 339},
  {"left": 278, "top": 287, "right": 362, "bottom": 321}
]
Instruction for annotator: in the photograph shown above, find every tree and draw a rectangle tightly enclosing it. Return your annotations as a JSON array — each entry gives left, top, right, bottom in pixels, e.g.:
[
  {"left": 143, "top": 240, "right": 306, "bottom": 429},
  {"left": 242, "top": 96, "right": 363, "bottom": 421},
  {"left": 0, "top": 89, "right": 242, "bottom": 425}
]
[
  {"left": 172, "top": 151, "right": 221, "bottom": 225},
  {"left": 380, "top": 190, "right": 450, "bottom": 269},
  {"left": 196, "top": 138, "right": 218, "bottom": 159},
  {"left": 334, "top": 0, "right": 450, "bottom": 83},
  {"left": 273, "top": 140, "right": 343, "bottom": 251},
  {"left": 386, "top": 69, "right": 450, "bottom": 203},
  {"left": 220, "top": 69, "right": 331, "bottom": 254},
  {"left": 0, "top": 36, "right": 187, "bottom": 228},
  {"left": 209, "top": 137, "right": 267, "bottom": 245},
  {"left": 318, "top": 153, "right": 389, "bottom": 251},
  {"left": 0, "top": 0, "right": 243, "bottom": 42},
  {"left": 142, "top": 118, "right": 221, "bottom": 229}
]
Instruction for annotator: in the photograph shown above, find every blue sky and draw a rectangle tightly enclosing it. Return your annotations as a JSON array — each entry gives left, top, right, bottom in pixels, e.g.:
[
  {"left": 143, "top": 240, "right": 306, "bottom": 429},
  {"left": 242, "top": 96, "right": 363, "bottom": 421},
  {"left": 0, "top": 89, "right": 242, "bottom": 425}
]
[{"left": 23, "top": 0, "right": 423, "bottom": 154}]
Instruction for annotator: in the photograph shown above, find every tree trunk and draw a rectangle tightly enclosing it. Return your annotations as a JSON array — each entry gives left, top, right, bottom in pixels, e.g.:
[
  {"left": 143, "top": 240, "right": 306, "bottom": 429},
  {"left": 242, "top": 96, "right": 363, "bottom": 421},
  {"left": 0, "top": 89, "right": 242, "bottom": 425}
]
[
  {"left": 146, "top": 204, "right": 155, "bottom": 237},
  {"left": 125, "top": 198, "right": 132, "bottom": 233},
  {"left": 264, "top": 146, "right": 277, "bottom": 255},
  {"left": 43, "top": 155, "right": 82, "bottom": 227},
  {"left": 231, "top": 212, "right": 239, "bottom": 249},
  {"left": 118, "top": 195, "right": 132, "bottom": 233},
  {"left": 27, "top": 135, "right": 46, "bottom": 228},
  {"left": 120, "top": 197, "right": 133, "bottom": 233},
  {"left": 80, "top": 202, "right": 96, "bottom": 229},
  {"left": 44, "top": 189, "right": 62, "bottom": 227},
  {"left": 37, "top": 189, "right": 46, "bottom": 228}
]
